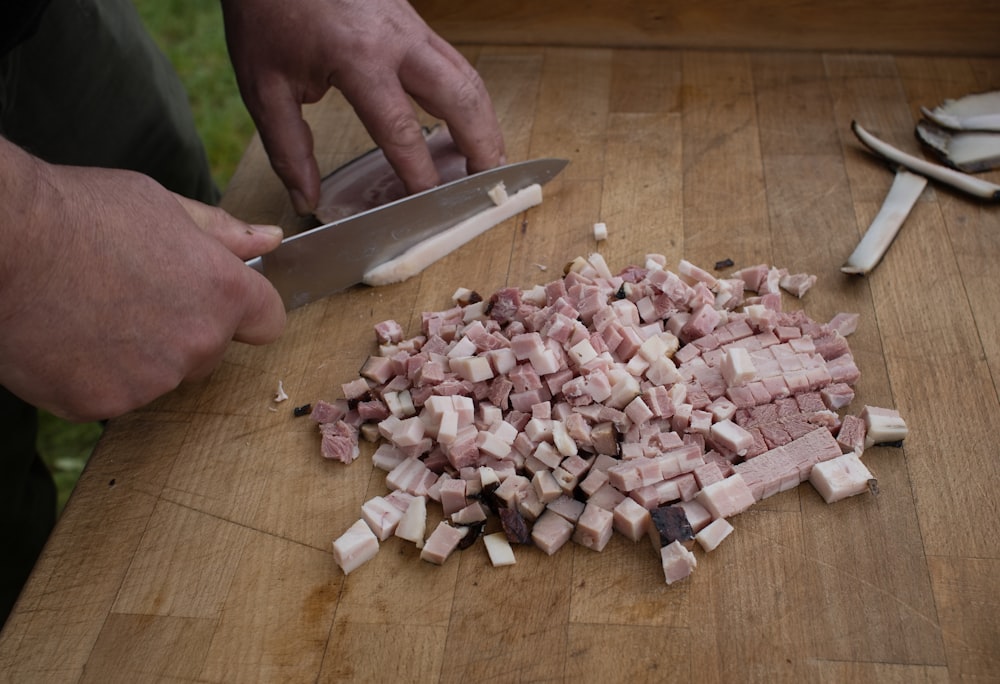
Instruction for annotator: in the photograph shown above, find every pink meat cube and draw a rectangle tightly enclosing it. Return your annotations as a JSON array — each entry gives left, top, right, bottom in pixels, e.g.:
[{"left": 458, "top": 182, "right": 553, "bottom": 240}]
[
  {"left": 360, "top": 496, "right": 405, "bottom": 541},
  {"left": 438, "top": 478, "right": 468, "bottom": 516},
  {"left": 420, "top": 522, "right": 467, "bottom": 565},
  {"left": 547, "top": 495, "right": 586, "bottom": 523},
  {"left": 660, "top": 540, "right": 697, "bottom": 584},
  {"left": 676, "top": 499, "right": 713, "bottom": 533},
  {"left": 836, "top": 414, "right": 867, "bottom": 455},
  {"left": 586, "top": 483, "right": 627, "bottom": 510},
  {"left": 695, "top": 517, "right": 734, "bottom": 552},
  {"left": 612, "top": 497, "right": 651, "bottom": 541},
  {"left": 809, "top": 453, "right": 874, "bottom": 504},
  {"left": 710, "top": 419, "right": 754, "bottom": 456},
  {"left": 531, "top": 510, "right": 575, "bottom": 555},
  {"left": 695, "top": 474, "right": 756, "bottom": 519},
  {"left": 572, "top": 503, "right": 615, "bottom": 552},
  {"left": 333, "top": 519, "right": 380, "bottom": 575}
]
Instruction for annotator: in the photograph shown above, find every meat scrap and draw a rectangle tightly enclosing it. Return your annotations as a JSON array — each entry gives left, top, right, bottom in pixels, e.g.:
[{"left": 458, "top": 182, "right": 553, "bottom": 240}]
[{"left": 316, "top": 252, "right": 908, "bottom": 581}]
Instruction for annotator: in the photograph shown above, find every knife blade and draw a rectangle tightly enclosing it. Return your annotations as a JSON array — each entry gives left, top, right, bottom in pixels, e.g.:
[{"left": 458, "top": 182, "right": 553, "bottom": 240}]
[{"left": 247, "top": 158, "right": 568, "bottom": 310}]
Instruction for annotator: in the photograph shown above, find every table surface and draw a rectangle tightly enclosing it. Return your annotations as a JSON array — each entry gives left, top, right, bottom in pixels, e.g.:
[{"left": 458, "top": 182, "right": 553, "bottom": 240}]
[{"left": 2, "top": 46, "right": 999, "bottom": 683}]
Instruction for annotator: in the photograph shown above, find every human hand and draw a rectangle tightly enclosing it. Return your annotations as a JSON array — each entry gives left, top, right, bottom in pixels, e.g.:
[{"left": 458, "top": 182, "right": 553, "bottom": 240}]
[
  {"left": 0, "top": 143, "right": 286, "bottom": 421},
  {"left": 221, "top": 0, "right": 506, "bottom": 215}
]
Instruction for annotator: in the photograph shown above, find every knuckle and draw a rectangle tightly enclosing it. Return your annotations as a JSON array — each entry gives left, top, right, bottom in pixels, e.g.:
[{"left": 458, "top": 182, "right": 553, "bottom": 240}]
[
  {"left": 381, "top": 113, "right": 426, "bottom": 152},
  {"left": 451, "top": 72, "right": 488, "bottom": 113}
]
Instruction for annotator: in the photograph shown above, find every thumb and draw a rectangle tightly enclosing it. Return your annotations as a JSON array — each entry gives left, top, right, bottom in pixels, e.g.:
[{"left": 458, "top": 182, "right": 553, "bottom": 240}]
[
  {"left": 170, "top": 193, "right": 288, "bottom": 345},
  {"left": 231, "top": 266, "right": 288, "bottom": 346},
  {"left": 172, "top": 193, "right": 284, "bottom": 259}
]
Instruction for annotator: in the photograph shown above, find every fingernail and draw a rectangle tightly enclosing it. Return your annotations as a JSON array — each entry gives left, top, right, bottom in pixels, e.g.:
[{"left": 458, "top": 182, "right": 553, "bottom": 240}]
[{"left": 249, "top": 223, "right": 284, "bottom": 240}]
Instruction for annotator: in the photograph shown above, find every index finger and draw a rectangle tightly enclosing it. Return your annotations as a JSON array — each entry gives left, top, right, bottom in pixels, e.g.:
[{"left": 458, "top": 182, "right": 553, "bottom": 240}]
[
  {"left": 245, "top": 78, "right": 322, "bottom": 215},
  {"left": 398, "top": 35, "right": 506, "bottom": 175},
  {"left": 337, "top": 68, "right": 441, "bottom": 194}
]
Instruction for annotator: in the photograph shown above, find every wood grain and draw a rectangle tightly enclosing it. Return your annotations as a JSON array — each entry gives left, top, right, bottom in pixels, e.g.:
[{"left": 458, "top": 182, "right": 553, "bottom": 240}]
[
  {"left": 2, "top": 44, "right": 999, "bottom": 683},
  {"left": 411, "top": 0, "right": 1000, "bottom": 57}
]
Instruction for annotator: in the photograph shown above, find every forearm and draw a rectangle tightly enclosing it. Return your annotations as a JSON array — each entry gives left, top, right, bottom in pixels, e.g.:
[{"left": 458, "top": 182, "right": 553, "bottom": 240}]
[{"left": 0, "top": 137, "right": 44, "bottom": 292}]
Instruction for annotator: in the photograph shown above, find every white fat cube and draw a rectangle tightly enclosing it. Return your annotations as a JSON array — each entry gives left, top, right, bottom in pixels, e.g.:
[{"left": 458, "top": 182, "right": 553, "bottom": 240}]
[
  {"left": 809, "top": 453, "right": 874, "bottom": 504},
  {"left": 483, "top": 532, "right": 517, "bottom": 567},
  {"left": 333, "top": 519, "right": 380, "bottom": 575},
  {"left": 860, "top": 405, "right": 908, "bottom": 448},
  {"left": 449, "top": 355, "right": 494, "bottom": 382},
  {"left": 360, "top": 496, "right": 405, "bottom": 541},
  {"left": 695, "top": 517, "right": 734, "bottom": 552},
  {"left": 721, "top": 346, "right": 756, "bottom": 387}
]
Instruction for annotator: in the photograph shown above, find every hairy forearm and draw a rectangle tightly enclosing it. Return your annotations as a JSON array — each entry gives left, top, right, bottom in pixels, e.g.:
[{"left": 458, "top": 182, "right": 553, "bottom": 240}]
[{"left": 0, "top": 137, "right": 44, "bottom": 292}]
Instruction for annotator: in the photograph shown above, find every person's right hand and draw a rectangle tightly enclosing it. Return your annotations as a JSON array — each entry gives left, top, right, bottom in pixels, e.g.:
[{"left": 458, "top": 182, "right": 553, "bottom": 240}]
[{"left": 0, "top": 141, "right": 287, "bottom": 422}]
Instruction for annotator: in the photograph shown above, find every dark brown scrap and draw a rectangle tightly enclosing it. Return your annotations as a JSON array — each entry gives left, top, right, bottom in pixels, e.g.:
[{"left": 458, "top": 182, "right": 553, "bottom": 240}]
[
  {"left": 649, "top": 505, "right": 694, "bottom": 547},
  {"left": 499, "top": 506, "right": 532, "bottom": 545}
]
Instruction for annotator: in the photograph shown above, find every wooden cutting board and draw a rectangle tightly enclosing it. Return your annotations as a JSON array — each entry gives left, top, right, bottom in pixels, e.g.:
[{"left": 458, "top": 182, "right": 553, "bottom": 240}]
[{"left": 1, "top": 46, "right": 998, "bottom": 682}]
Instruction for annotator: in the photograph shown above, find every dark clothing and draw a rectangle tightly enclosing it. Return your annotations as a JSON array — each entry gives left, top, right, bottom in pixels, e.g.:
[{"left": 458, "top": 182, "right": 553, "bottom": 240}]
[
  {"left": 0, "top": 0, "right": 219, "bottom": 201},
  {"left": 0, "top": 388, "right": 54, "bottom": 626},
  {"left": 0, "top": 0, "right": 52, "bottom": 57},
  {"left": 0, "top": 0, "right": 218, "bottom": 628}
]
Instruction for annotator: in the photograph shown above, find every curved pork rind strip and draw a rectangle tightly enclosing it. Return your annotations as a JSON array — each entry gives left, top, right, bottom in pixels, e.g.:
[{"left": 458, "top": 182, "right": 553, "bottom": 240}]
[{"left": 363, "top": 184, "right": 543, "bottom": 287}]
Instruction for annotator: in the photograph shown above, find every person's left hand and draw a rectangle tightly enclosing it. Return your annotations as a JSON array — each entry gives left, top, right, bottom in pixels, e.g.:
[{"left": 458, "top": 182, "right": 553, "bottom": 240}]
[{"left": 221, "top": 0, "right": 507, "bottom": 215}]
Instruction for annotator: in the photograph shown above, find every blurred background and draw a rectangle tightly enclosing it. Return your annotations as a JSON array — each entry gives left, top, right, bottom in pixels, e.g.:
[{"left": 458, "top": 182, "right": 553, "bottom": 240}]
[{"left": 41, "top": 0, "right": 254, "bottom": 511}]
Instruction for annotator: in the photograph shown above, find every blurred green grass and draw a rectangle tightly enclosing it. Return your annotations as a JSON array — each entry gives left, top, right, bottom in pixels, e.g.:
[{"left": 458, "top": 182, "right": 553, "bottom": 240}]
[{"left": 39, "top": 0, "right": 253, "bottom": 512}]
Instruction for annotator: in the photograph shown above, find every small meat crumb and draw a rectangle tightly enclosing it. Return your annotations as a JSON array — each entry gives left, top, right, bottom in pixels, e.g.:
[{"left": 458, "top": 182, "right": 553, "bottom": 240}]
[
  {"left": 593, "top": 222, "right": 608, "bottom": 241},
  {"left": 714, "top": 258, "right": 735, "bottom": 270}
]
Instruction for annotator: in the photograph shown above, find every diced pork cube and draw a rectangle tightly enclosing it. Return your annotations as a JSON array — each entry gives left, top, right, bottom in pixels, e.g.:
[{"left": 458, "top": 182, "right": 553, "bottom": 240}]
[
  {"left": 438, "top": 478, "right": 468, "bottom": 516},
  {"left": 660, "top": 540, "right": 697, "bottom": 584},
  {"left": 451, "top": 355, "right": 495, "bottom": 383},
  {"left": 531, "top": 510, "right": 575, "bottom": 555},
  {"left": 320, "top": 421, "right": 360, "bottom": 464},
  {"left": 586, "top": 483, "right": 627, "bottom": 510},
  {"left": 860, "top": 405, "right": 908, "bottom": 447},
  {"left": 333, "top": 519, "right": 380, "bottom": 575},
  {"left": 779, "top": 272, "right": 816, "bottom": 298},
  {"left": 572, "top": 503, "right": 615, "bottom": 552},
  {"left": 696, "top": 474, "right": 756, "bottom": 519},
  {"left": 547, "top": 494, "right": 586, "bottom": 523},
  {"left": 809, "top": 453, "right": 874, "bottom": 504},
  {"left": 361, "top": 496, "right": 405, "bottom": 541},
  {"left": 836, "top": 414, "right": 867, "bottom": 454},
  {"left": 709, "top": 419, "right": 754, "bottom": 456},
  {"left": 612, "top": 497, "right": 651, "bottom": 541},
  {"left": 420, "top": 522, "right": 467, "bottom": 565},
  {"left": 695, "top": 517, "right": 734, "bottom": 552},
  {"left": 532, "top": 469, "right": 564, "bottom": 503},
  {"left": 395, "top": 495, "right": 427, "bottom": 548},
  {"left": 676, "top": 499, "right": 713, "bottom": 533},
  {"left": 721, "top": 347, "right": 756, "bottom": 387},
  {"left": 451, "top": 501, "right": 489, "bottom": 525}
]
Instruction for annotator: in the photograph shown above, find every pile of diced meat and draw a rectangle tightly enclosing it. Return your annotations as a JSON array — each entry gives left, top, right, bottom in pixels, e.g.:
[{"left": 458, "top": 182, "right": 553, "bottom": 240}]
[{"left": 316, "top": 253, "right": 908, "bottom": 583}]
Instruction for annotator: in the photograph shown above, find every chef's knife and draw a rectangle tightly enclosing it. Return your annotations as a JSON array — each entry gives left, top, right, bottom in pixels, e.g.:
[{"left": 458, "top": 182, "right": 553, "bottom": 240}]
[{"left": 247, "top": 158, "right": 568, "bottom": 310}]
